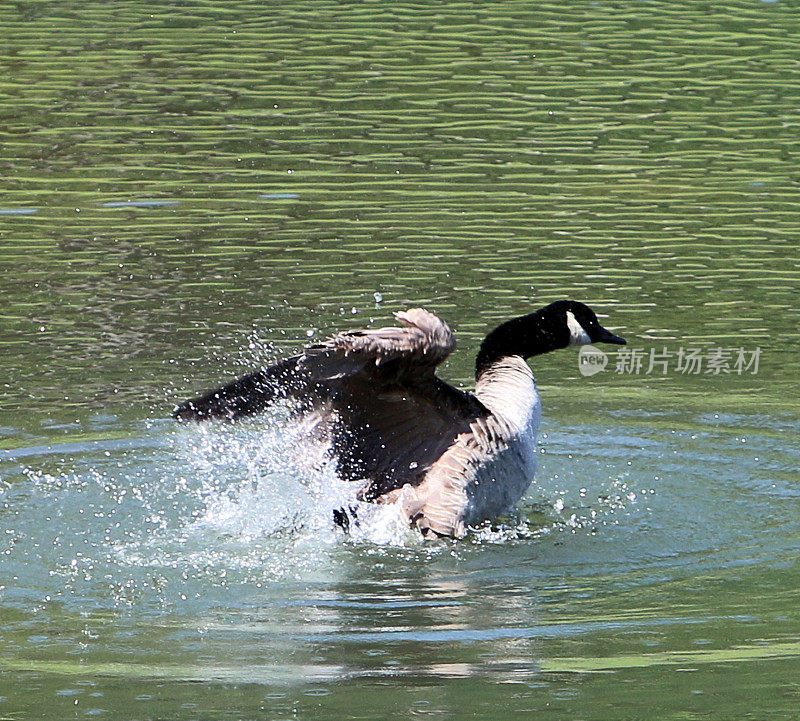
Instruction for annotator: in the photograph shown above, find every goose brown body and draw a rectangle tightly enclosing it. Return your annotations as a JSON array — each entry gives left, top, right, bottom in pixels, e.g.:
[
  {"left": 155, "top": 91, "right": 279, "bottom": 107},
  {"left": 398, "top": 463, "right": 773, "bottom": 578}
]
[{"left": 174, "top": 301, "right": 626, "bottom": 538}]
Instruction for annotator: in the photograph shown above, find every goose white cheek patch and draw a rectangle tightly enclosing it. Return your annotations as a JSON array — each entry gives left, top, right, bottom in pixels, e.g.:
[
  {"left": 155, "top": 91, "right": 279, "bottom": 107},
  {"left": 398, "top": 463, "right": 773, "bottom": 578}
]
[{"left": 566, "top": 310, "right": 592, "bottom": 346}]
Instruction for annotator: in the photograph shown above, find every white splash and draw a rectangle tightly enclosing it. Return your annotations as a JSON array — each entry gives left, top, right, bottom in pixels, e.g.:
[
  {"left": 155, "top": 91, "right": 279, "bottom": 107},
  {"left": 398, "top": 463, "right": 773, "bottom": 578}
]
[{"left": 173, "top": 408, "right": 418, "bottom": 550}]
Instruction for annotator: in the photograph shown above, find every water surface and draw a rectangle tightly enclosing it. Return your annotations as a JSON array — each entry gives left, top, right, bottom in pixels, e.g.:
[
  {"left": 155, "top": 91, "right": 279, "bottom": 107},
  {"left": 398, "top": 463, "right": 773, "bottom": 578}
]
[{"left": 1, "top": 1, "right": 799, "bottom": 719}]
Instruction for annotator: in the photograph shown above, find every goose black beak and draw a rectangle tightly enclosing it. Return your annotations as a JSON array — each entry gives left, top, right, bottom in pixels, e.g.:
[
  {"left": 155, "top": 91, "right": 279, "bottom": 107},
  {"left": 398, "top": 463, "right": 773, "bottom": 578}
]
[{"left": 596, "top": 326, "right": 626, "bottom": 345}]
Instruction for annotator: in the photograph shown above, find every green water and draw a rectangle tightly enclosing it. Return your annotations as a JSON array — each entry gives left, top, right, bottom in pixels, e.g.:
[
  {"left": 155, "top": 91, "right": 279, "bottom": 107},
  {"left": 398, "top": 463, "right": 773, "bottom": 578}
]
[{"left": 1, "top": 1, "right": 800, "bottom": 719}]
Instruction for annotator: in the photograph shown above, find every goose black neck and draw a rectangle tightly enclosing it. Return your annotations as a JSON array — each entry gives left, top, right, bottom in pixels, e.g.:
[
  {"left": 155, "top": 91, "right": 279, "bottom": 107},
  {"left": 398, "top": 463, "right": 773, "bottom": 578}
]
[{"left": 475, "top": 309, "right": 565, "bottom": 378}]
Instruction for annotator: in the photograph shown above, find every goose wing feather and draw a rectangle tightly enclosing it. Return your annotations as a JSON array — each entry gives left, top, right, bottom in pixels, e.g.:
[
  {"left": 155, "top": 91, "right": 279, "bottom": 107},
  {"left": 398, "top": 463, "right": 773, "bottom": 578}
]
[
  {"left": 300, "top": 308, "right": 456, "bottom": 380},
  {"left": 330, "top": 375, "right": 487, "bottom": 498},
  {"left": 174, "top": 309, "right": 487, "bottom": 497},
  {"left": 298, "top": 309, "right": 484, "bottom": 496}
]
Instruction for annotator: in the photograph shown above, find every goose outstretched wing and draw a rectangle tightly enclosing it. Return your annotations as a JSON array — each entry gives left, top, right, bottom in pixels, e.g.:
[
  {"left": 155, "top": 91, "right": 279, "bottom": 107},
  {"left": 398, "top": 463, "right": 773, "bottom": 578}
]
[{"left": 173, "top": 309, "right": 487, "bottom": 497}]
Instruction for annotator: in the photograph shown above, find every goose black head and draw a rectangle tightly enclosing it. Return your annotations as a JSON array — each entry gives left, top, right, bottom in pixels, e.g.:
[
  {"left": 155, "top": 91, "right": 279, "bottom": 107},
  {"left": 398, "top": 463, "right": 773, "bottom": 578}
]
[
  {"left": 475, "top": 300, "right": 627, "bottom": 375},
  {"left": 545, "top": 300, "right": 626, "bottom": 347}
]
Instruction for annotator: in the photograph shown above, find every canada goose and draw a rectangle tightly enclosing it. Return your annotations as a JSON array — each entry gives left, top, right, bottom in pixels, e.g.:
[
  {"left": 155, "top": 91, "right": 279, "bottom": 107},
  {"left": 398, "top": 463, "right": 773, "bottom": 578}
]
[{"left": 173, "top": 300, "right": 626, "bottom": 539}]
